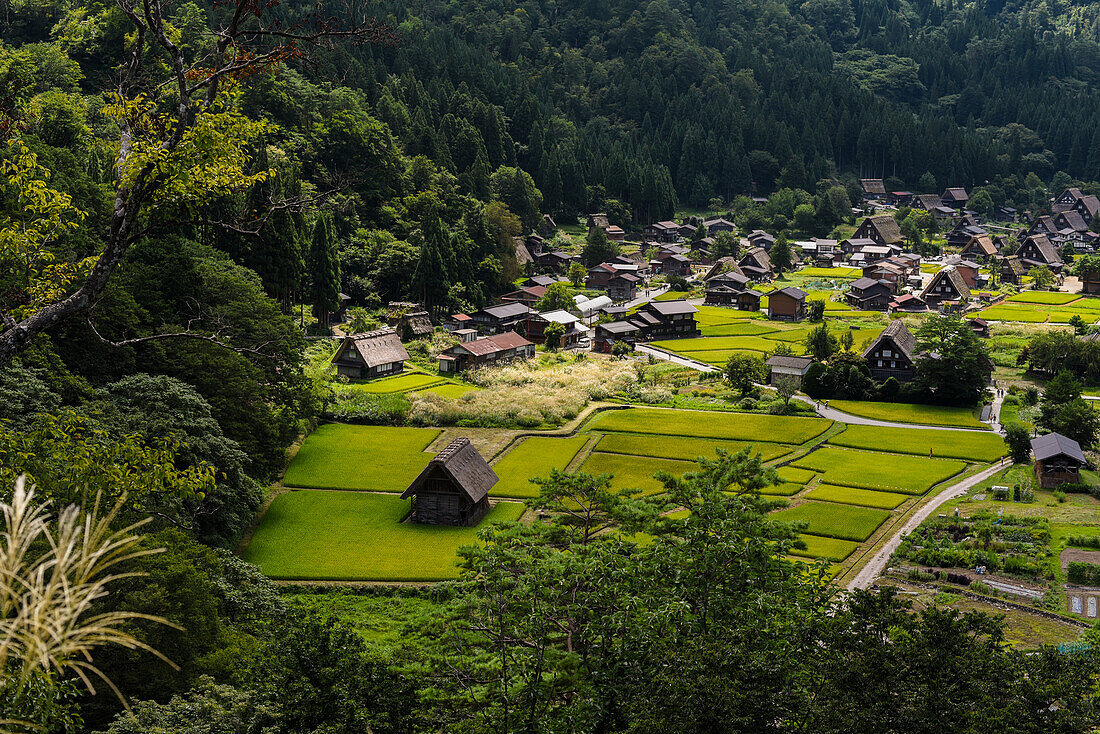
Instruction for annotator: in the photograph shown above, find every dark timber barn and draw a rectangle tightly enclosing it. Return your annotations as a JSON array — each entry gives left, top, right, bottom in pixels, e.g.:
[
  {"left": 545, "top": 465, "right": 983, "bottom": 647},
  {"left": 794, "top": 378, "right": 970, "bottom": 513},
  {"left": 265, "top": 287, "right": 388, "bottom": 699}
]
[{"left": 401, "top": 437, "right": 496, "bottom": 526}]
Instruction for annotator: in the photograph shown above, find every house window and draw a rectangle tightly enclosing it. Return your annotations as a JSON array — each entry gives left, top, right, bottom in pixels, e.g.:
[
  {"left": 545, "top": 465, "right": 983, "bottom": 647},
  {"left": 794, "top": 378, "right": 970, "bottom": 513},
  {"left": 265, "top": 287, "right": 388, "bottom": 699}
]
[
  {"left": 882, "top": 349, "right": 891, "bottom": 358},
  {"left": 877, "top": 360, "right": 883, "bottom": 367},
  {"left": 1090, "top": 598, "right": 1098, "bottom": 618}
]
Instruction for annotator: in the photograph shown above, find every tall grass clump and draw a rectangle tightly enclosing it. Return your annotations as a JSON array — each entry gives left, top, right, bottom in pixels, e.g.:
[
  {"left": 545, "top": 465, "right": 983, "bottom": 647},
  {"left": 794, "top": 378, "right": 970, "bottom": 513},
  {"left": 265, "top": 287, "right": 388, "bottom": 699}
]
[
  {"left": 408, "top": 356, "right": 637, "bottom": 427},
  {"left": 0, "top": 477, "right": 172, "bottom": 732}
]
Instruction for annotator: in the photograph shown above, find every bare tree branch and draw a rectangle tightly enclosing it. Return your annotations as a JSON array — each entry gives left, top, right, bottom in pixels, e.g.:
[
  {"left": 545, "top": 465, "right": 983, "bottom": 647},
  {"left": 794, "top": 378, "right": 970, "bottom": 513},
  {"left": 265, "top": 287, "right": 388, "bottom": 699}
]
[{"left": 86, "top": 314, "right": 281, "bottom": 360}]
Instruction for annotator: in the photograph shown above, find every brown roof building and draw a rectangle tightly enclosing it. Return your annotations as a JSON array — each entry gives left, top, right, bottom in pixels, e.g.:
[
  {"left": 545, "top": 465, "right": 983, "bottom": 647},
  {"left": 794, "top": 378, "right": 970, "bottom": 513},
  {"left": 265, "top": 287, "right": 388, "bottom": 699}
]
[
  {"left": 331, "top": 329, "right": 410, "bottom": 380},
  {"left": 921, "top": 267, "right": 971, "bottom": 309},
  {"left": 402, "top": 438, "right": 495, "bottom": 526},
  {"left": 438, "top": 331, "right": 534, "bottom": 374},
  {"left": 853, "top": 215, "right": 904, "bottom": 246},
  {"left": 1031, "top": 433, "right": 1086, "bottom": 489},
  {"left": 862, "top": 319, "right": 918, "bottom": 382}
]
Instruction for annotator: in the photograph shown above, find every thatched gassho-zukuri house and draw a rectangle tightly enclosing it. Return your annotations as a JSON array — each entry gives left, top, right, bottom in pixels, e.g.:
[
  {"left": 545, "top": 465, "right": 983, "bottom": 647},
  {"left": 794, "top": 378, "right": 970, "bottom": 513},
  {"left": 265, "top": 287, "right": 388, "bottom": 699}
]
[
  {"left": 401, "top": 437, "right": 496, "bottom": 526},
  {"left": 331, "top": 328, "right": 410, "bottom": 379}
]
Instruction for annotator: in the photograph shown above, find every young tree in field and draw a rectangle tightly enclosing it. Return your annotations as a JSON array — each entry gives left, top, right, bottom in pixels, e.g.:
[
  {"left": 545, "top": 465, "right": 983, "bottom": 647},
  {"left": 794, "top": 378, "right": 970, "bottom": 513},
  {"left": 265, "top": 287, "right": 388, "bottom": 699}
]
[
  {"left": 725, "top": 353, "right": 767, "bottom": 395},
  {"left": 543, "top": 321, "right": 566, "bottom": 350},
  {"left": 536, "top": 282, "right": 575, "bottom": 312},
  {"left": 774, "top": 375, "right": 799, "bottom": 410},
  {"left": 804, "top": 323, "right": 837, "bottom": 361},
  {"left": 807, "top": 299, "right": 826, "bottom": 321},
  {"left": 1004, "top": 424, "right": 1033, "bottom": 463},
  {"left": 0, "top": 1, "right": 394, "bottom": 367},
  {"left": 771, "top": 235, "right": 793, "bottom": 275},
  {"left": 839, "top": 329, "right": 854, "bottom": 352},
  {"left": 582, "top": 225, "right": 619, "bottom": 267},
  {"left": 915, "top": 314, "right": 992, "bottom": 406}
]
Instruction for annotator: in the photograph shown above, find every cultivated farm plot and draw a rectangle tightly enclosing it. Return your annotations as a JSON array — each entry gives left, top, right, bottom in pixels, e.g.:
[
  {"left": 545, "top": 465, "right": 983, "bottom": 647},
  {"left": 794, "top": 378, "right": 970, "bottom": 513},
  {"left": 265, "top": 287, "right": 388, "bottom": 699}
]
[
  {"left": 698, "top": 322, "right": 778, "bottom": 337},
  {"left": 243, "top": 491, "right": 524, "bottom": 581},
  {"left": 772, "top": 501, "right": 891, "bottom": 541},
  {"left": 355, "top": 372, "right": 446, "bottom": 393},
  {"left": 650, "top": 335, "right": 798, "bottom": 354},
  {"left": 829, "top": 424, "right": 1006, "bottom": 462},
  {"left": 694, "top": 305, "right": 760, "bottom": 327},
  {"left": 791, "top": 534, "right": 861, "bottom": 562},
  {"left": 682, "top": 349, "right": 767, "bottom": 366},
  {"left": 776, "top": 466, "right": 816, "bottom": 484},
  {"left": 826, "top": 399, "right": 987, "bottom": 429},
  {"left": 578, "top": 452, "right": 694, "bottom": 494},
  {"left": 791, "top": 447, "right": 967, "bottom": 494},
  {"left": 760, "top": 483, "right": 804, "bottom": 496},
  {"left": 490, "top": 436, "right": 590, "bottom": 498},
  {"left": 283, "top": 424, "right": 441, "bottom": 491},
  {"left": 587, "top": 407, "right": 832, "bottom": 444},
  {"left": 977, "top": 305, "right": 1051, "bottom": 323},
  {"left": 594, "top": 433, "right": 792, "bottom": 463},
  {"left": 417, "top": 383, "right": 478, "bottom": 399},
  {"left": 797, "top": 267, "right": 861, "bottom": 279},
  {"left": 1005, "top": 291, "right": 1081, "bottom": 305},
  {"left": 805, "top": 483, "right": 910, "bottom": 509}
]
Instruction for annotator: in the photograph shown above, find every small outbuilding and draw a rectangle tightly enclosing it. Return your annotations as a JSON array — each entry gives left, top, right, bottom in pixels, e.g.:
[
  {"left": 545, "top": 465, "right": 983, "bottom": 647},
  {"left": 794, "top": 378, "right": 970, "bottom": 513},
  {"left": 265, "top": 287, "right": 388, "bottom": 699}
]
[
  {"left": 767, "top": 287, "right": 807, "bottom": 321},
  {"left": 1031, "top": 433, "right": 1086, "bottom": 489},
  {"left": 766, "top": 355, "right": 814, "bottom": 387},
  {"left": 401, "top": 437, "right": 496, "bottom": 526}
]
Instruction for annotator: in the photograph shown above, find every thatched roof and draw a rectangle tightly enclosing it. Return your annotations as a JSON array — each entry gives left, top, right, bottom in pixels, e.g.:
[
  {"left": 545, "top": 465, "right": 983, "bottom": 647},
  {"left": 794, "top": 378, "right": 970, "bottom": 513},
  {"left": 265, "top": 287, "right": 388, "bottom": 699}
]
[
  {"left": 863, "top": 319, "right": 917, "bottom": 361},
  {"left": 402, "top": 437, "right": 498, "bottom": 502},
  {"left": 340, "top": 329, "right": 410, "bottom": 368}
]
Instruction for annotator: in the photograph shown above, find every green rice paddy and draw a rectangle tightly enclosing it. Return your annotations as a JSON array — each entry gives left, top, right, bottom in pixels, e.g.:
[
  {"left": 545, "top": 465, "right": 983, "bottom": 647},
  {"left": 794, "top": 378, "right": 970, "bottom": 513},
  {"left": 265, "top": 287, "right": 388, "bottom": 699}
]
[
  {"left": 826, "top": 400, "right": 988, "bottom": 429},
  {"left": 489, "top": 436, "right": 590, "bottom": 498},
  {"left": 772, "top": 501, "right": 891, "bottom": 541},
  {"left": 282, "top": 424, "right": 441, "bottom": 491},
  {"left": 587, "top": 408, "right": 832, "bottom": 444},
  {"left": 578, "top": 452, "right": 694, "bottom": 494},
  {"left": 805, "top": 484, "right": 910, "bottom": 509},
  {"left": 594, "top": 433, "right": 792, "bottom": 463},
  {"left": 243, "top": 491, "right": 524, "bottom": 581},
  {"left": 355, "top": 372, "right": 446, "bottom": 393},
  {"left": 790, "top": 534, "right": 861, "bottom": 562},
  {"left": 828, "top": 424, "right": 1006, "bottom": 462},
  {"left": 791, "top": 447, "right": 967, "bottom": 494}
]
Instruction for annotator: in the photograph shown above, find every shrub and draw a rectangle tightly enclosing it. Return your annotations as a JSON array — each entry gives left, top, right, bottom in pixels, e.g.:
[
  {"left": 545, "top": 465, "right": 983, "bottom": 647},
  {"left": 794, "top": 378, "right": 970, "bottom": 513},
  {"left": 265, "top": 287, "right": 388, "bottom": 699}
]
[
  {"left": 1067, "top": 535, "right": 1100, "bottom": 549},
  {"left": 1053, "top": 490, "right": 1067, "bottom": 503},
  {"left": 1057, "top": 482, "right": 1092, "bottom": 494},
  {"left": 1067, "top": 562, "right": 1100, "bottom": 584}
]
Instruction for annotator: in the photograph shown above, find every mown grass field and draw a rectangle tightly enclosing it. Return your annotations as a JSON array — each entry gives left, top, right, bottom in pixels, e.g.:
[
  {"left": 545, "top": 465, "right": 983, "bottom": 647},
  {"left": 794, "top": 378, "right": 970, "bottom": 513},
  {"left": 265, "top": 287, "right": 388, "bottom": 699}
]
[
  {"left": 805, "top": 484, "right": 910, "bottom": 509},
  {"left": 772, "top": 501, "right": 891, "bottom": 541},
  {"left": 790, "top": 534, "right": 861, "bottom": 562},
  {"left": 283, "top": 424, "right": 441, "bottom": 491},
  {"left": 828, "top": 424, "right": 1006, "bottom": 462},
  {"left": 826, "top": 400, "right": 988, "bottom": 429},
  {"left": 594, "top": 433, "right": 792, "bottom": 463},
  {"left": 791, "top": 447, "right": 967, "bottom": 494},
  {"left": 243, "top": 491, "right": 525, "bottom": 581},
  {"left": 490, "top": 436, "right": 590, "bottom": 498},
  {"left": 588, "top": 408, "right": 832, "bottom": 444},
  {"left": 355, "top": 372, "right": 446, "bottom": 393},
  {"left": 578, "top": 452, "right": 694, "bottom": 494}
]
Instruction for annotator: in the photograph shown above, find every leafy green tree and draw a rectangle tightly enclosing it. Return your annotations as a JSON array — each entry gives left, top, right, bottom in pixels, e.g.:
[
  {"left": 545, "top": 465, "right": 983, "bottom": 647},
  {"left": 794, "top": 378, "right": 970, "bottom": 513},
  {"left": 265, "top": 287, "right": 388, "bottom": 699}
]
[
  {"left": 101, "top": 678, "right": 278, "bottom": 733},
  {"left": 1028, "top": 266, "right": 1055, "bottom": 287},
  {"left": 808, "top": 299, "right": 826, "bottom": 321},
  {"left": 536, "top": 282, "right": 574, "bottom": 312},
  {"left": 543, "top": 320, "right": 566, "bottom": 350},
  {"left": 839, "top": 329, "right": 854, "bottom": 352},
  {"left": 568, "top": 262, "right": 587, "bottom": 286},
  {"left": 771, "top": 235, "right": 793, "bottom": 275},
  {"left": 804, "top": 323, "right": 838, "bottom": 361},
  {"left": 489, "top": 166, "right": 543, "bottom": 232},
  {"left": 915, "top": 314, "right": 992, "bottom": 406},
  {"left": 725, "top": 353, "right": 767, "bottom": 395},
  {"left": 1069, "top": 314, "right": 1088, "bottom": 335},
  {"left": 413, "top": 208, "right": 452, "bottom": 317},
  {"left": 582, "top": 225, "right": 619, "bottom": 267},
  {"left": 1004, "top": 423, "right": 1032, "bottom": 464}
]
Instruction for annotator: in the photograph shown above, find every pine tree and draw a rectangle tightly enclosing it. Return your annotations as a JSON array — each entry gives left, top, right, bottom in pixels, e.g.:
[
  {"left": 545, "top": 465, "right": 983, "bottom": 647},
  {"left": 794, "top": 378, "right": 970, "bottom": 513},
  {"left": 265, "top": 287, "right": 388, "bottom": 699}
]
[
  {"left": 307, "top": 213, "right": 341, "bottom": 326},
  {"left": 414, "top": 209, "right": 451, "bottom": 317}
]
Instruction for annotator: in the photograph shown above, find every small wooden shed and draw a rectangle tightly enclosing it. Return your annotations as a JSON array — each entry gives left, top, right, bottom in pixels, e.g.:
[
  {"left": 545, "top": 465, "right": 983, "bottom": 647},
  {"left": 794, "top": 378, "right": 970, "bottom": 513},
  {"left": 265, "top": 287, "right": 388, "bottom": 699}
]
[
  {"left": 1031, "top": 433, "right": 1086, "bottom": 489},
  {"left": 401, "top": 438, "right": 496, "bottom": 526}
]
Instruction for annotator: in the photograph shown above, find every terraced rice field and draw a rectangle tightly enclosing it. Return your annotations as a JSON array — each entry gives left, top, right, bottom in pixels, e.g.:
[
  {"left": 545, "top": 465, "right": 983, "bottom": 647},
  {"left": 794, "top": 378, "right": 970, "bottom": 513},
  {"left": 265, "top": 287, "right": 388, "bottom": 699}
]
[
  {"left": 578, "top": 452, "right": 694, "bottom": 494},
  {"left": 790, "top": 447, "right": 967, "bottom": 494},
  {"left": 826, "top": 400, "right": 988, "bottom": 429},
  {"left": 979, "top": 295, "right": 1100, "bottom": 324},
  {"left": 587, "top": 408, "right": 832, "bottom": 444},
  {"left": 772, "top": 501, "right": 891, "bottom": 541},
  {"left": 283, "top": 424, "right": 441, "bottom": 491},
  {"left": 805, "top": 484, "right": 910, "bottom": 509},
  {"left": 797, "top": 267, "right": 861, "bottom": 279},
  {"left": 355, "top": 372, "right": 446, "bottom": 393},
  {"left": 244, "top": 491, "right": 525, "bottom": 581},
  {"left": 1005, "top": 291, "right": 1083, "bottom": 305},
  {"left": 490, "top": 436, "right": 591, "bottom": 498},
  {"left": 829, "top": 424, "right": 1006, "bottom": 462},
  {"left": 594, "top": 433, "right": 792, "bottom": 463},
  {"left": 790, "top": 534, "right": 861, "bottom": 562}
]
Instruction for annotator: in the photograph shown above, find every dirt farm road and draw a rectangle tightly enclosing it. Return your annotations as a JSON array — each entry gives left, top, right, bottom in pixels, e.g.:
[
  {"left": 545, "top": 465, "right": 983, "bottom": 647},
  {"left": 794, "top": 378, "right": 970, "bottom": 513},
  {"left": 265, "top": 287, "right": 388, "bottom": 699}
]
[{"left": 846, "top": 462, "right": 1008, "bottom": 591}]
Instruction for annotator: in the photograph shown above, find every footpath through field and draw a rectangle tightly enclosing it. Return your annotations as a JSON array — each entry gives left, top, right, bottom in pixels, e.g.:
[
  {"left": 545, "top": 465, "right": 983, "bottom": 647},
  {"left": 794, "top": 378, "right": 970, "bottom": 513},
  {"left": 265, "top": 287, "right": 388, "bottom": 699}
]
[{"left": 845, "top": 462, "right": 1007, "bottom": 591}]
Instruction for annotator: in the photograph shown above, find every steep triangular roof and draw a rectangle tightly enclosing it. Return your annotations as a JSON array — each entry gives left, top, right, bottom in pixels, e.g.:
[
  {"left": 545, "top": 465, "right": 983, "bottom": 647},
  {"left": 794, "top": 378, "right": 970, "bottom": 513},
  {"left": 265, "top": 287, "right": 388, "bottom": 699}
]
[
  {"left": 862, "top": 319, "right": 917, "bottom": 361},
  {"left": 402, "top": 437, "right": 498, "bottom": 502}
]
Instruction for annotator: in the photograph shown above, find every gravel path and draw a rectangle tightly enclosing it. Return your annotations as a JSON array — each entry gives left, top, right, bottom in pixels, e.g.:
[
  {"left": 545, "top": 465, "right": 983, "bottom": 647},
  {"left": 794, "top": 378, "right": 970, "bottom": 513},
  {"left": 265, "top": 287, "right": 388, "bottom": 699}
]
[{"left": 846, "top": 462, "right": 1007, "bottom": 591}]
